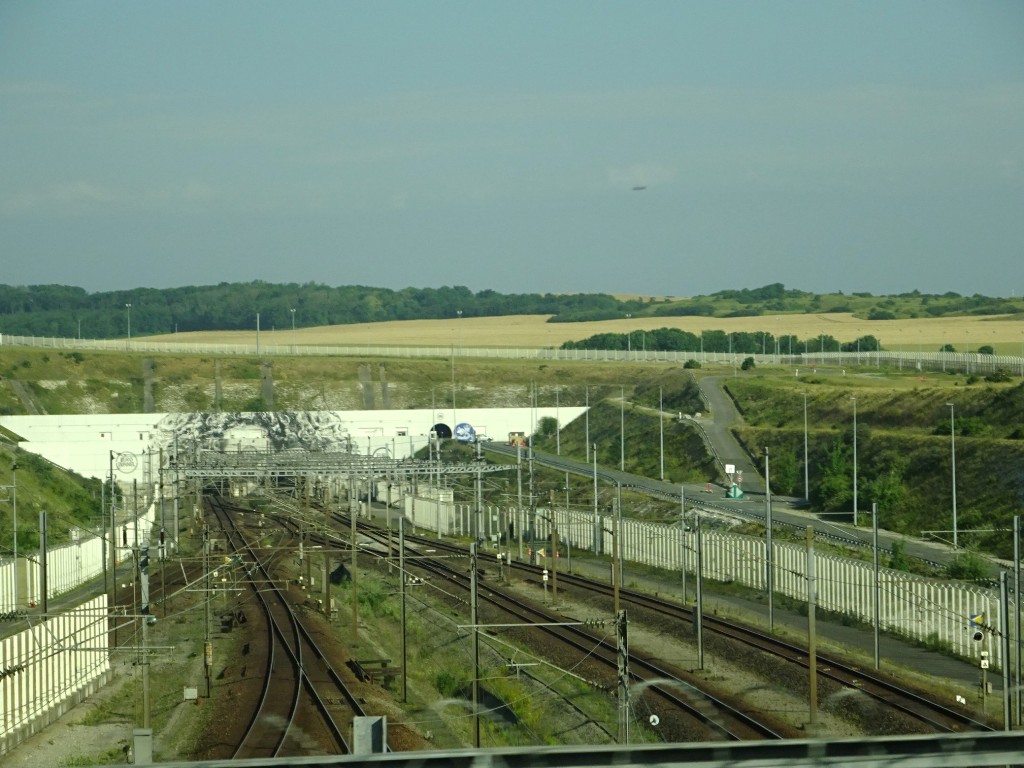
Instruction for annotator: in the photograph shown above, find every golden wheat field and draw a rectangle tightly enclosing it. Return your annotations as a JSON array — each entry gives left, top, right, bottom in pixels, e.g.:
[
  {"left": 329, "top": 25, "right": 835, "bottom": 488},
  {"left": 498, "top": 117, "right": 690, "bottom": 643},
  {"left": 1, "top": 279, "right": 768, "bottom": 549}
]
[{"left": 148, "top": 313, "right": 1024, "bottom": 354}]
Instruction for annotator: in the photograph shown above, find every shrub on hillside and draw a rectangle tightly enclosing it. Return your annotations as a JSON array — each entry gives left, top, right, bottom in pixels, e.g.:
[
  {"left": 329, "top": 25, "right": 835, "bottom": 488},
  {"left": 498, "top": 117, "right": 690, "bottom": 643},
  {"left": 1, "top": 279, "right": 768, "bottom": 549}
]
[
  {"left": 943, "top": 551, "right": 988, "bottom": 582},
  {"left": 985, "top": 368, "right": 1012, "bottom": 383}
]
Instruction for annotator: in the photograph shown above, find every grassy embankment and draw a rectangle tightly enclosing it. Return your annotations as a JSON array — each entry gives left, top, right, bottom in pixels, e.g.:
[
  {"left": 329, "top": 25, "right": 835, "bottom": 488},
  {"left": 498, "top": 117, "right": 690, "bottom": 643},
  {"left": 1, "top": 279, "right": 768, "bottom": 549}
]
[
  {"left": 3, "top": 344, "right": 1024, "bottom": 563},
  {"left": 722, "top": 366, "right": 1024, "bottom": 559},
  {"left": 0, "top": 442, "right": 104, "bottom": 552}
]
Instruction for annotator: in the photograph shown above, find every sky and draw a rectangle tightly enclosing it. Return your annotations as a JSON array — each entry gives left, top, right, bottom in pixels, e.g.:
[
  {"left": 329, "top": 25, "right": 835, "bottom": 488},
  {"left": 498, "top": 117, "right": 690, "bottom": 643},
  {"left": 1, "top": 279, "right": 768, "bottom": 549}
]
[{"left": 1, "top": 1, "right": 1023, "bottom": 299}]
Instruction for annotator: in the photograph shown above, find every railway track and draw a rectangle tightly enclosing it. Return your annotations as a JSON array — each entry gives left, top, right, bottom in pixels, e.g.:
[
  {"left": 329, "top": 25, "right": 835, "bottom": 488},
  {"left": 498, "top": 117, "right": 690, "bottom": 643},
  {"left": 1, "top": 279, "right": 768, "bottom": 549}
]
[
  {"left": 207, "top": 494, "right": 370, "bottom": 758},
  {"left": 544, "top": 569, "right": 994, "bottom": 734},
  {"left": 341, "top": 515, "right": 790, "bottom": 741},
  {"left": 337, "top": 515, "right": 993, "bottom": 737}
]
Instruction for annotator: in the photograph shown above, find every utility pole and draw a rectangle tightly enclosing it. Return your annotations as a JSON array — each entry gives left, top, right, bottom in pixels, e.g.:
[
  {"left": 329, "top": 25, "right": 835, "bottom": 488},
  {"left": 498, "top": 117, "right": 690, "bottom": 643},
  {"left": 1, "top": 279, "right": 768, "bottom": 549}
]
[
  {"left": 612, "top": 513, "right": 620, "bottom": 615},
  {"left": 807, "top": 526, "right": 817, "bottom": 729},
  {"left": 551, "top": 516, "right": 558, "bottom": 605},
  {"left": 695, "top": 512, "right": 704, "bottom": 670},
  {"left": 470, "top": 543, "right": 480, "bottom": 748},
  {"left": 203, "top": 524, "right": 212, "bottom": 699},
  {"left": 562, "top": 473, "right": 572, "bottom": 572},
  {"left": 351, "top": 475, "right": 359, "bottom": 645},
  {"left": 39, "top": 510, "right": 48, "bottom": 617},
  {"left": 140, "top": 540, "right": 151, "bottom": 728},
  {"left": 873, "top": 503, "right": 880, "bottom": 670},
  {"left": 593, "top": 444, "right": 599, "bottom": 555},
  {"left": 109, "top": 451, "right": 117, "bottom": 644},
  {"left": 2, "top": 462, "right": 19, "bottom": 612},
  {"left": 474, "top": 443, "right": 482, "bottom": 543},
  {"left": 616, "top": 609, "right": 629, "bottom": 744},
  {"left": 616, "top": 483, "right": 623, "bottom": 587},
  {"left": 321, "top": 535, "right": 331, "bottom": 618},
  {"left": 101, "top": 462, "right": 107, "bottom": 601},
  {"left": 680, "top": 485, "right": 687, "bottom": 602},
  {"left": 528, "top": 427, "right": 536, "bottom": 549},
  {"left": 400, "top": 517, "right": 408, "bottom": 703},
  {"left": 1015, "top": 515, "right": 1022, "bottom": 726},
  {"left": 387, "top": 481, "right": 394, "bottom": 574},
  {"left": 765, "top": 448, "right": 774, "bottom": 632},
  {"left": 1001, "top": 571, "right": 1011, "bottom": 731},
  {"left": 516, "top": 444, "right": 523, "bottom": 560}
]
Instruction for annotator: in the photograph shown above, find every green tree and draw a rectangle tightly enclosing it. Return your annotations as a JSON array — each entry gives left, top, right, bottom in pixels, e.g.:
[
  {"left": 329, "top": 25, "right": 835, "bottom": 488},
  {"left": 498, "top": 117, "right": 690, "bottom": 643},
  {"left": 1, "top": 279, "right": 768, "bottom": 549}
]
[
  {"left": 816, "top": 438, "right": 852, "bottom": 511},
  {"left": 768, "top": 447, "right": 800, "bottom": 496},
  {"left": 887, "top": 540, "right": 910, "bottom": 572},
  {"left": 535, "top": 416, "right": 559, "bottom": 440},
  {"left": 865, "top": 455, "right": 908, "bottom": 514}
]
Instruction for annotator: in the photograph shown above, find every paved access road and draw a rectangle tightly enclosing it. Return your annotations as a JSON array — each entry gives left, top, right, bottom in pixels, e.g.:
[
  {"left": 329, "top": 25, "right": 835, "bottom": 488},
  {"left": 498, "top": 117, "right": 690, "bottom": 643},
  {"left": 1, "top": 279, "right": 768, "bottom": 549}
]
[
  {"left": 483, "top": 374, "right": 998, "bottom": 575},
  {"left": 692, "top": 374, "right": 765, "bottom": 494}
]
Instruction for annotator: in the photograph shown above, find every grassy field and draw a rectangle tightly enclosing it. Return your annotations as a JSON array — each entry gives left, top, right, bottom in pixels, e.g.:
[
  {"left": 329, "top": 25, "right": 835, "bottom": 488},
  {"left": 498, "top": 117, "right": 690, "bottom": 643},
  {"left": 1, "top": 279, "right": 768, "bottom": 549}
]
[{"left": 146, "top": 313, "right": 1024, "bottom": 353}]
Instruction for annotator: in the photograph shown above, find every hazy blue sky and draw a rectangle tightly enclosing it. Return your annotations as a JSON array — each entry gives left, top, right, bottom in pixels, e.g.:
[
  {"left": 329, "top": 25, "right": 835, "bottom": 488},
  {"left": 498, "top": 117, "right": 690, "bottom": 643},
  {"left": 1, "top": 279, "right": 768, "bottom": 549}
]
[{"left": 2, "top": 1, "right": 1022, "bottom": 298}]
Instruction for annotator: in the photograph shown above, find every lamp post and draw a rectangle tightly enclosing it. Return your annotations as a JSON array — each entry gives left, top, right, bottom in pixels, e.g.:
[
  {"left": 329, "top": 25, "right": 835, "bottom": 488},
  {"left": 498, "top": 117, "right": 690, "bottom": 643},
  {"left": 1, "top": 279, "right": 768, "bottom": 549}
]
[
  {"left": 290, "top": 308, "right": 296, "bottom": 352},
  {"left": 620, "top": 386, "right": 625, "bottom": 472},
  {"left": 584, "top": 387, "right": 590, "bottom": 463},
  {"left": 659, "top": 387, "right": 664, "bottom": 481},
  {"left": 803, "top": 392, "right": 809, "bottom": 502},
  {"left": 452, "top": 310, "right": 461, "bottom": 430},
  {"left": 555, "top": 387, "right": 560, "bottom": 456},
  {"left": 851, "top": 396, "right": 858, "bottom": 527},
  {"left": 125, "top": 303, "right": 132, "bottom": 349},
  {"left": 2, "top": 463, "right": 17, "bottom": 611},
  {"left": 947, "top": 402, "right": 958, "bottom": 548}
]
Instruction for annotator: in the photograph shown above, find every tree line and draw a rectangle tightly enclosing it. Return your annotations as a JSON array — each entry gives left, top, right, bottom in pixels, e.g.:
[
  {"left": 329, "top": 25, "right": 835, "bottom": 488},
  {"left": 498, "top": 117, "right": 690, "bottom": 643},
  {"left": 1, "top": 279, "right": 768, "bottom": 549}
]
[
  {"left": 0, "top": 282, "right": 641, "bottom": 339},
  {"left": 560, "top": 328, "right": 882, "bottom": 354}
]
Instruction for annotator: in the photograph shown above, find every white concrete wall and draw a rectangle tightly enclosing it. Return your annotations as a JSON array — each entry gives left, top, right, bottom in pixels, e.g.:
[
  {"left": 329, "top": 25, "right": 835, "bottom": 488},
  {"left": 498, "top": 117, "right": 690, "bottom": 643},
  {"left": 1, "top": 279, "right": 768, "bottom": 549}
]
[
  {"left": 0, "top": 596, "right": 111, "bottom": 755},
  {"left": 0, "top": 506, "right": 155, "bottom": 613},
  {"left": 0, "top": 407, "right": 582, "bottom": 482},
  {"left": 407, "top": 499, "right": 1003, "bottom": 670}
]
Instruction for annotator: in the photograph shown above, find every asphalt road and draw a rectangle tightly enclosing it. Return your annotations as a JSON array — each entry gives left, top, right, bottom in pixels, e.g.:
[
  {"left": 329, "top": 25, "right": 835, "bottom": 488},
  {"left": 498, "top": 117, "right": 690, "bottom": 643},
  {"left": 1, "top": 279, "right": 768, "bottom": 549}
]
[
  {"left": 695, "top": 375, "right": 765, "bottom": 493},
  {"left": 482, "top": 381, "right": 1004, "bottom": 577}
]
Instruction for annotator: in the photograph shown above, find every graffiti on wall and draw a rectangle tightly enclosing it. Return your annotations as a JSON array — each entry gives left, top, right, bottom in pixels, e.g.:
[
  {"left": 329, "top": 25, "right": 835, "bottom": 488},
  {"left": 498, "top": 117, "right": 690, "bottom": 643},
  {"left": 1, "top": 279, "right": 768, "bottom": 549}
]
[{"left": 154, "top": 412, "right": 357, "bottom": 453}]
